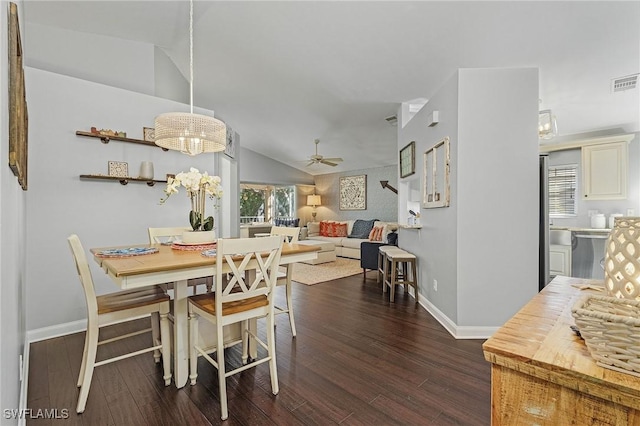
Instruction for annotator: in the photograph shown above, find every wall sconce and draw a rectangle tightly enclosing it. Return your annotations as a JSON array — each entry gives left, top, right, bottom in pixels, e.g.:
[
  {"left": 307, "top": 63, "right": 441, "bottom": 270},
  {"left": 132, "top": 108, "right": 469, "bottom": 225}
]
[
  {"left": 380, "top": 180, "right": 398, "bottom": 194},
  {"left": 307, "top": 194, "right": 321, "bottom": 219}
]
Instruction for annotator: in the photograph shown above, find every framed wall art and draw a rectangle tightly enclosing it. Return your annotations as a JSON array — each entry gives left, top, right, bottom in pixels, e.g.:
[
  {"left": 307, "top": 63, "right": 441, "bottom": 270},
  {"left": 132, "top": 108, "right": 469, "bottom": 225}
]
[
  {"left": 423, "top": 137, "right": 450, "bottom": 209},
  {"left": 108, "top": 161, "right": 129, "bottom": 177},
  {"left": 399, "top": 141, "right": 415, "bottom": 178},
  {"left": 340, "top": 174, "right": 367, "bottom": 210},
  {"left": 143, "top": 127, "right": 155, "bottom": 142},
  {"left": 8, "top": 2, "right": 28, "bottom": 190}
]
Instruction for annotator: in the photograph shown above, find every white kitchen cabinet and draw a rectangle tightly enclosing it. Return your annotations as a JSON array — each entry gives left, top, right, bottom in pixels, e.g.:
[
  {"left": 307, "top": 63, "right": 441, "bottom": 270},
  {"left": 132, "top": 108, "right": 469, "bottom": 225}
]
[
  {"left": 550, "top": 244, "right": 571, "bottom": 276},
  {"left": 582, "top": 141, "right": 628, "bottom": 200}
]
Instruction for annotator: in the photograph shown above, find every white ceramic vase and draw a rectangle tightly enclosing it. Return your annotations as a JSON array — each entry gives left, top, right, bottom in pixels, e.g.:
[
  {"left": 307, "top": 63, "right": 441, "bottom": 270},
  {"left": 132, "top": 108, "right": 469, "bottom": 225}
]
[{"left": 182, "top": 229, "right": 215, "bottom": 244}]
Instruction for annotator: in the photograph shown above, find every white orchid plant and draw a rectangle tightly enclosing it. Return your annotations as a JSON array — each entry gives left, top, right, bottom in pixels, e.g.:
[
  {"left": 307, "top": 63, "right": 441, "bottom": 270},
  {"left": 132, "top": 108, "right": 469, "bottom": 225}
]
[{"left": 160, "top": 167, "right": 223, "bottom": 231}]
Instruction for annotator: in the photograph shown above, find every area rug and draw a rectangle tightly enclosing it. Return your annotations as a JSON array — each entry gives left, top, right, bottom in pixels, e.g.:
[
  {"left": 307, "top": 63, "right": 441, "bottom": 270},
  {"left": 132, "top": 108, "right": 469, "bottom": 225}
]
[{"left": 292, "top": 258, "right": 362, "bottom": 285}]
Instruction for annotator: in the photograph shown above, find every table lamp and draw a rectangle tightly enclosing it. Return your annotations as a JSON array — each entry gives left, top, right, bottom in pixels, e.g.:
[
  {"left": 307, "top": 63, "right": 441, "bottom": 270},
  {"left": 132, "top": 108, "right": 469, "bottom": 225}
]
[{"left": 307, "top": 195, "right": 321, "bottom": 220}]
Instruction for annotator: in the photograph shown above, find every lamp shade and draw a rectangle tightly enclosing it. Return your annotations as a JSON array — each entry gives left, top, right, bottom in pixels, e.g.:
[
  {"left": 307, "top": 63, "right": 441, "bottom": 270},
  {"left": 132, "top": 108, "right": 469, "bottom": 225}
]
[
  {"left": 307, "top": 195, "right": 321, "bottom": 207},
  {"left": 154, "top": 112, "right": 226, "bottom": 156}
]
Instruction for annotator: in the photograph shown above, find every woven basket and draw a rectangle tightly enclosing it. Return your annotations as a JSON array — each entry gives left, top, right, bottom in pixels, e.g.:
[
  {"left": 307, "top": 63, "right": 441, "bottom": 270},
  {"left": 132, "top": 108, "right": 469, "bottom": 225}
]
[{"left": 572, "top": 294, "right": 640, "bottom": 376}]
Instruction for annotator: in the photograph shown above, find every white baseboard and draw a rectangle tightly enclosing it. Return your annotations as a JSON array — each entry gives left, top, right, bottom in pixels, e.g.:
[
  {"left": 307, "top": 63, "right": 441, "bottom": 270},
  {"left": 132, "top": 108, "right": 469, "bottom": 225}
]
[
  {"left": 18, "top": 334, "right": 30, "bottom": 426},
  {"left": 414, "top": 290, "right": 499, "bottom": 340},
  {"left": 26, "top": 319, "right": 88, "bottom": 344}
]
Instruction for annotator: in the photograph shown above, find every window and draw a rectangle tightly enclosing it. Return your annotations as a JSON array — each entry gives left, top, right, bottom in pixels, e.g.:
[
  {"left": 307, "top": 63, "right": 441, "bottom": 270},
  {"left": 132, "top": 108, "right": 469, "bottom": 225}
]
[
  {"left": 240, "top": 184, "right": 296, "bottom": 224},
  {"left": 548, "top": 164, "right": 577, "bottom": 216}
]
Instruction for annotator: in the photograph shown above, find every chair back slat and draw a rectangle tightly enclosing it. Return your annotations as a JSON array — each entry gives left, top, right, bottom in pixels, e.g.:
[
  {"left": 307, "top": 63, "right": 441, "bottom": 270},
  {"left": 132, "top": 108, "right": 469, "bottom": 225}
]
[
  {"left": 148, "top": 227, "right": 191, "bottom": 244},
  {"left": 270, "top": 226, "right": 300, "bottom": 244},
  {"left": 216, "top": 236, "right": 283, "bottom": 311},
  {"left": 67, "top": 234, "right": 99, "bottom": 317}
]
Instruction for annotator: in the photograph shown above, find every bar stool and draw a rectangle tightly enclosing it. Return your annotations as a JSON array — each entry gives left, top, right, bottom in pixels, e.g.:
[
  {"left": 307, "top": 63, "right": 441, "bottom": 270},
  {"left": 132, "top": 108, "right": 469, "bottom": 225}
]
[
  {"left": 384, "top": 249, "right": 418, "bottom": 304},
  {"left": 377, "top": 246, "right": 402, "bottom": 284}
]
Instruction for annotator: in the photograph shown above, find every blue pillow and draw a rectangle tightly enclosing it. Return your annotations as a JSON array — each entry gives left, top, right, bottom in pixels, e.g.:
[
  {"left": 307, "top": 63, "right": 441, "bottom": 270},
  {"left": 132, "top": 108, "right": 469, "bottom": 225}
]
[{"left": 348, "top": 219, "right": 378, "bottom": 239}]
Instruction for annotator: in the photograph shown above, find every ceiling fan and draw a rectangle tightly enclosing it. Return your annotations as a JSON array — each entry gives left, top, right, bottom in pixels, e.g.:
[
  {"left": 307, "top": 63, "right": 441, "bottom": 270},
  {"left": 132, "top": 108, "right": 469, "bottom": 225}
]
[{"left": 306, "top": 139, "right": 343, "bottom": 167}]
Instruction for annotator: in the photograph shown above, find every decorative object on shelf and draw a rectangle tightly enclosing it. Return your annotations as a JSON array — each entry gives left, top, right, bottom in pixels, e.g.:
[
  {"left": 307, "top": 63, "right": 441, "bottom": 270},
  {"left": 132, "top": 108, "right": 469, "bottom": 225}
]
[
  {"left": 604, "top": 217, "right": 640, "bottom": 300},
  {"left": 160, "top": 167, "right": 223, "bottom": 243},
  {"left": 108, "top": 161, "right": 128, "bottom": 178},
  {"left": 339, "top": 174, "right": 366, "bottom": 211},
  {"left": 143, "top": 127, "right": 155, "bottom": 142},
  {"left": 8, "top": 2, "right": 28, "bottom": 191},
  {"left": 90, "top": 127, "right": 126, "bottom": 137},
  {"left": 154, "top": 0, "right": 226, "bottom": 156},
  {"left": 306, "top": 194, "right": 321, "bottom": 219},
  {"left": 572, "top": 294, "right": 640, "bottom": 376},
  {"left": 539, "top": 109, "right": 558, "bottom": 140},
  {"left": 139, "top": 161, "right": 154, "bottom": 180},
  {"left": 423, "top": 136, "right": 451, "bottom": 209},
  {"left": 379, "top": 180, "right": 398, "bottom": 194},
  {"left": 399, "top": 141, "right": 415, "bottom": 178},
  {"left": 224, "top": 125, "right": 238, "bottom": 159}
]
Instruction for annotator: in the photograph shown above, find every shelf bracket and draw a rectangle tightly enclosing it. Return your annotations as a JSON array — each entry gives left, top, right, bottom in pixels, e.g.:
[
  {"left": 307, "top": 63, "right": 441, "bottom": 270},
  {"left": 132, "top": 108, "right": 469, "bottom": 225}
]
[{"left": 119, "top": 179, "right": 129, "bottom": 185}]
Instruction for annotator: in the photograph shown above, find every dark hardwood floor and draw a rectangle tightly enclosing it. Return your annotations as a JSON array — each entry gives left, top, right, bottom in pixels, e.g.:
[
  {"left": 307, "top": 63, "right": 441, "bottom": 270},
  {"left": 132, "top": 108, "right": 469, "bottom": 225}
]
[{"left": 27, "top": 273, "right": 491, "bottom": 425}]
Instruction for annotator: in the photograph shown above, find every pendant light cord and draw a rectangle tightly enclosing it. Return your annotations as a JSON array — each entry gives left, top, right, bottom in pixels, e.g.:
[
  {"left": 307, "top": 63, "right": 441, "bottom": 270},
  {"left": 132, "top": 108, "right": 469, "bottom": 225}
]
[{"left": 189, "top": 0, "right": 194, "bottom": 114}]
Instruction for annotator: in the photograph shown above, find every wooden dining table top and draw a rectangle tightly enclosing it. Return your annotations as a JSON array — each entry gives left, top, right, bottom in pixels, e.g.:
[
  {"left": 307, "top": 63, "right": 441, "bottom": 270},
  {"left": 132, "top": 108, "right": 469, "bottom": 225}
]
[{"left": 91, "top": 242, "right": 320, "bottom": 277}]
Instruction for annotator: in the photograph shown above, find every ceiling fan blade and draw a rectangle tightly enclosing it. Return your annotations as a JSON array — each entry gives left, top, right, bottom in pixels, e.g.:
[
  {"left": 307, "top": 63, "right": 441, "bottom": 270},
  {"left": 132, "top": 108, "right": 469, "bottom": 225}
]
[
  {"left": 306, "top": 161, "right": 315, "bottom": 167},
  {"left": 322, "top": 157, "right": 343, "bottom": 163},
  {"left": 320, "top": 160, "right": 338, "bottom": 166}
]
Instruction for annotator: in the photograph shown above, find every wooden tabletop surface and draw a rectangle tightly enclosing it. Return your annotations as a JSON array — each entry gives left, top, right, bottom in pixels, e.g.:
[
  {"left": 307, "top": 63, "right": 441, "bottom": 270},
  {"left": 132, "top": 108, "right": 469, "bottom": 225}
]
[
  {"left": 91, "top": 243, "right": 319, "bottom": 277},
  {"left": 483, "top": 275, "right": 640, "bottom": 409}
]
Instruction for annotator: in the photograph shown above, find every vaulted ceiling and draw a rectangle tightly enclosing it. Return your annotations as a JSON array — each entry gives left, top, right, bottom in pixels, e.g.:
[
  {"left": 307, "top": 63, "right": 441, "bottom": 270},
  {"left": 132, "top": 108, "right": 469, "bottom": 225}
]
[{"left": 24, "top": 1, "right": 640, "bottom": 175}]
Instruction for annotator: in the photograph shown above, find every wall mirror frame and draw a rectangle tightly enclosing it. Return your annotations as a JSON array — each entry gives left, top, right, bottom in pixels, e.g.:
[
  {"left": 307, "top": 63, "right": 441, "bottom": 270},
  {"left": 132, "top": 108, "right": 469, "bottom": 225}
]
[{"left": 422, "top": 137, "right": 450, "bottom": 209}]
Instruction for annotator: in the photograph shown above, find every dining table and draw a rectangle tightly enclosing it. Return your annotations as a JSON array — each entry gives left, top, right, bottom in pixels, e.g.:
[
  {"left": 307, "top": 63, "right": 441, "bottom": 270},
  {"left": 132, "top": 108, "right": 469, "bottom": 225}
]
[{"left": 91, "top": 241, "right": 319, "bottom": 388}]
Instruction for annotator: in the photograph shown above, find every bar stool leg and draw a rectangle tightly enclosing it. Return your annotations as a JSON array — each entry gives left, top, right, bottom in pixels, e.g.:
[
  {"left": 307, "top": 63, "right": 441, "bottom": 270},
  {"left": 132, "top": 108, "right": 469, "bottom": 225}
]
[
  {"left": 390, "top": 258, "right": 397, "bottom": 303},
  {"left": 411, "top": 259, "right": 418, "bottom": 304},
  {"left": 382, "top": 253, "right": 389, "bottom": 293}
]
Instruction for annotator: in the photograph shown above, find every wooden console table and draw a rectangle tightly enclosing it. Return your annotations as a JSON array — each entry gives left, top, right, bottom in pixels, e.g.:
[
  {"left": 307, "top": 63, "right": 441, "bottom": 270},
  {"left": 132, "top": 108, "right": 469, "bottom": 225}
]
[{"left": 483, "top": 276, "right": 640, "bottom": 425}]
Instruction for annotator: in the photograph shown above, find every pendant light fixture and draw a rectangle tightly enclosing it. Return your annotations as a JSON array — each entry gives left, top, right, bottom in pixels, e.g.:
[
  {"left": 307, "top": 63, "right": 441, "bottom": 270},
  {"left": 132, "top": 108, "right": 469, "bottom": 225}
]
[{"left": 154, "top": 0, "right": 226, "bottom": 155}]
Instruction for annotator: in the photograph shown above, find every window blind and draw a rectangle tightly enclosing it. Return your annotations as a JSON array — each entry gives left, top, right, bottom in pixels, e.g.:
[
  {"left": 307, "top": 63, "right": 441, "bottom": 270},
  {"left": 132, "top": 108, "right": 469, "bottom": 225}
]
[{"left": 548, "top": 165, "right": 577, "bottom": 216}]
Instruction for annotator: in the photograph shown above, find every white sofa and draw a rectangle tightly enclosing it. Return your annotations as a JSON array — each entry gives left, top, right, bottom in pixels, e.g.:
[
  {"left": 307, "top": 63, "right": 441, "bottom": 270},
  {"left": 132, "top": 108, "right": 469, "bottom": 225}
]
[{"left": 304, "top": 220, "right": 397, "bottom": 260}]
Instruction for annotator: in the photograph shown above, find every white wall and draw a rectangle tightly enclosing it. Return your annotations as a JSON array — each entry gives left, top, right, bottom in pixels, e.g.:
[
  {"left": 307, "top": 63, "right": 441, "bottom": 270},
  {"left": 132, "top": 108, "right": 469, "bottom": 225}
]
[
  {"left": 398, "top": 67, "right": 539, "bottom": 336},
  {"left": 1, "top": 0, "right": 26, "bottom": 419},
  {"left": 24, "top": 22, "right": 155, "bottom": 96},
  {"left": 25, "top": 67, "right": 234, "bottom": 331},
  {"left": 240, "top": 146, "right": 314, "bottom": 186},
  {"left": 154, "top": 46, "right": 189, "bottom": 105}
]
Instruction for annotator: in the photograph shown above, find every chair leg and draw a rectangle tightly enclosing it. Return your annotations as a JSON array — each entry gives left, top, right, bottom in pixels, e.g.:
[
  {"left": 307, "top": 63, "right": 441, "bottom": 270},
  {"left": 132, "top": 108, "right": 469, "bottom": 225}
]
[
  {"left": 266, "top": 310, "right": 279, "bottom": 396},
  {"left": 206, "top": 276, "right": 214, "bottom": 293},
  {"left": 382, "top": 255, "right": 389, "bottom": 293},
  {"left": 217, "top": 326, "right": 229, "bottom": 421},
  {"left": 77, "top": 325, "right": 90, "bottom": 388},
  {"left": 151, "top": 312, "right": 161, "bottom": 363},
  {"left": 241, "top": 320, "right": 249, "bottom": 365},
  {"left": 189, "top": 309, "right": 199, "bottom": 385},
  {"left": 76, "top": 323, "right": 99, "bottom": 413},
  {"left": 160, "top": 311, "right": 172, "bottom": 386},
  {"left": 285, "top": 280, "right": 297, "bottom": 337}
]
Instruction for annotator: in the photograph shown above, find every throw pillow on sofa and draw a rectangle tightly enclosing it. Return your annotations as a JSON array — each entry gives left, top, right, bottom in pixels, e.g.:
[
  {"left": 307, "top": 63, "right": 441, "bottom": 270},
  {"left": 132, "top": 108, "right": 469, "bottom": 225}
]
[
  {"left": 319, "top": 221, "right": 330, "bottom": 236},
  {"left": 348, "top": 219, "right": 378, "bottom": 239},
  {"left": 307, "top": 222, "right": 320, "bottom": 237},
  {"left": 368, "top": 226, "right": 384, "bottom": 241}
]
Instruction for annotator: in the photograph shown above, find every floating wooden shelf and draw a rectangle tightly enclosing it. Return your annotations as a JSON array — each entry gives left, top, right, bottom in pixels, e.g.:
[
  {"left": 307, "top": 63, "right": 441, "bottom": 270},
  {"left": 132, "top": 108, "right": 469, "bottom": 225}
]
[
  {"left": 75, "top": 131, "right": 168, "bottom": 151},
  {"left": 80, "top": 174, "right": 167, "bottom": 187}
]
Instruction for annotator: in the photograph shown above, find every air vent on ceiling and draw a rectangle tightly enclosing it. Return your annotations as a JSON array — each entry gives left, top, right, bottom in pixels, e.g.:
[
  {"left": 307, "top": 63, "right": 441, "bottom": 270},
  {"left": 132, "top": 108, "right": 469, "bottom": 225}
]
[
  {"left": 385, "top": 115, "right": 398, "bottom": 126},
  {"left": 611, "top": 74, "right": 638, "bottom": 92}
]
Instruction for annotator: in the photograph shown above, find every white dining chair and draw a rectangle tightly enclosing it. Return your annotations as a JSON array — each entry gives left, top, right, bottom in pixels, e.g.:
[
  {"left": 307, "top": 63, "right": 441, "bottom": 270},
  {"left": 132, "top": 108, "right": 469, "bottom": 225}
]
[
  {"left": 188, "top": 236, "right": 283, "bottom": 421},
  {"left": 67, "top": 234, "right": 171, "bottom": 413},
  {"left": 270, "top": 226, "right": 300, "bottom": 336},
  {"left": 148, "top": 226, "right": 213, "bottom": 294}
]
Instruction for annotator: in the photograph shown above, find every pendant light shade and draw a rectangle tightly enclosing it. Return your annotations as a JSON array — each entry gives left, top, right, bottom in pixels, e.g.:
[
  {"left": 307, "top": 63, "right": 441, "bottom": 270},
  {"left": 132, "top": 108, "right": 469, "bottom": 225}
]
[
  {"left": 155, "top": 112, "right": 226, "bottom": 156},
  {"left": 154, "top": 0, "right": 226, "bottom": 155}
]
